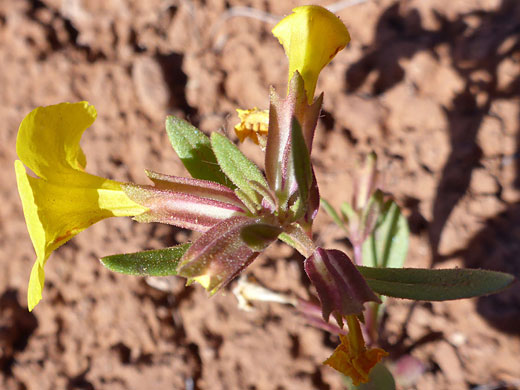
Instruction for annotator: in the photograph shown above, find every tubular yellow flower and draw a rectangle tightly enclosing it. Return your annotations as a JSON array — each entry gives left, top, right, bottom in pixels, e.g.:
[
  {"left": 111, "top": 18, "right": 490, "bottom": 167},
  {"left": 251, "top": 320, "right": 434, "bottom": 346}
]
[
  {"left": 272, "top": 5, "right": 350, "bottom": 102},
  {"left": 15, "top": 102, "right": 147, "bottom": 311},
  {"left": 324, "top": 315, "right": 388, "bottom": 385}
]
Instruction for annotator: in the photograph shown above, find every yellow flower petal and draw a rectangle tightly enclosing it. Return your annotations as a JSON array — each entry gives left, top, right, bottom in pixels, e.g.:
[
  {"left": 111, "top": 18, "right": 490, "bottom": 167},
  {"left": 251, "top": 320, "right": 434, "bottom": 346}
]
[
  {"left": 15, "top": 102, "right": 147, "bottom": 311},
  {"left": 234, "top": 108, "right": 269, "bottom": 146},
  {"left": 16, "top": 102, "right": 95, "bottom": 182},
  {"left": 272, "top": 5, "right": 350, "bottom": 102},
  {"left": 28, "top": 261, "right": 45, "bottom": 312}
]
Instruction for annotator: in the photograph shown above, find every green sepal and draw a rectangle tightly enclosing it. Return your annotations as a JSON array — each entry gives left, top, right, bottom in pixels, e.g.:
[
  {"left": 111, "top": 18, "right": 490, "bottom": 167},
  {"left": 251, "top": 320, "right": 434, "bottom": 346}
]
[
  {"left": 210, "top": 132, "right": 268, "bottom": 206},
  {"left": 289, "top": 118, "right": 313, "bottom": 220},
  {"left": 362, "top": 199, "right": 409, "bottom": 268},
  {"left": 100, "top": 243, "right": 191, "bottom": 276},
  {"left": 358, "top": 266, "right": 515, "bottom": 301},
  {"left": 165, "top": 116, "right": 231, "bottom": 187}
]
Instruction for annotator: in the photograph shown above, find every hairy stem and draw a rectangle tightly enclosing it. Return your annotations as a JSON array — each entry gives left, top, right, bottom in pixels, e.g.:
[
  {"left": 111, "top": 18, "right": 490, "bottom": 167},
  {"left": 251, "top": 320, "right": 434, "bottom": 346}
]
[{"left": 279, "top": 223, "right": 316, "bottom": 258}]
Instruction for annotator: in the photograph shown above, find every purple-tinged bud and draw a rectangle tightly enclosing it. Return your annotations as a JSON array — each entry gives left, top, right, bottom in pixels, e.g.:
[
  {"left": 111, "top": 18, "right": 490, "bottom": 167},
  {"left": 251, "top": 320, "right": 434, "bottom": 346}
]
[{"left": 304, "top": 248, "right": 380, "bottom": 325}]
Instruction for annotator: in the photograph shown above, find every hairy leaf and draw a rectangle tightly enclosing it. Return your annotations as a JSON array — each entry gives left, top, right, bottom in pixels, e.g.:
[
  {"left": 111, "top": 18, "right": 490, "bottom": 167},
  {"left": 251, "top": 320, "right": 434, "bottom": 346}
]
[
  {"left": 101, "top": 244, "right": 191, "bottom": 276},
  {"left": 165, "top": 116, "right": 231, "bottom": 186},
  {"left": 210, "top": 132, "right": 268, "bottom": 206},
  {"left": 357, "top": 266, "right": 515, "bottom": 301}
]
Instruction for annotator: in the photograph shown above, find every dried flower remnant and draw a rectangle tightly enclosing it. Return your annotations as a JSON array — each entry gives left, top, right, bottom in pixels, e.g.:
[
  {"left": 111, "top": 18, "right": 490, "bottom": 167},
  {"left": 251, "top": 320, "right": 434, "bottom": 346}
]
[
  {"left": 324, "top": 315, "right": 388, "bottom": 385},
  {"left": 234, "top": 107, "right": 269, "bottom": 146}
]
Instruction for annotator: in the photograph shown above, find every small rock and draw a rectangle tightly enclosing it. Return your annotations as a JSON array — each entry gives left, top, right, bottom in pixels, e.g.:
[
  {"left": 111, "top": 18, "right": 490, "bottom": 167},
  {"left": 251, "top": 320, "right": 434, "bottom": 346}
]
[{"left": 132, "top": 56, "right": 169, "bottom": 119}]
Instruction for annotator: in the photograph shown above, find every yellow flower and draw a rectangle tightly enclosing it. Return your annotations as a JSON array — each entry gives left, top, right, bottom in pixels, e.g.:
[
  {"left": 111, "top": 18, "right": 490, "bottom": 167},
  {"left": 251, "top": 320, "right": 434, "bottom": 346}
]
[
  {"left": 15, "top": 102, "right": 147, "bottom": 311},
  {"left": 272, "top": 5, "right": 350, "bottom": 102},
  {"left": 234, "top": 108, "right": 269, "bottom": 146},
  {"left": 324, "top": 315, "right": 388, "bottom": 385}
]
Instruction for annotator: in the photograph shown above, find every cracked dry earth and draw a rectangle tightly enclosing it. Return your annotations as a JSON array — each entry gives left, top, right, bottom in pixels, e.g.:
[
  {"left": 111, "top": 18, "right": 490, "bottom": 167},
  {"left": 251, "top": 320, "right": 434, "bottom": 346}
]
[{"left": 1, "top": 0, "right": 519, "bottom": 389}]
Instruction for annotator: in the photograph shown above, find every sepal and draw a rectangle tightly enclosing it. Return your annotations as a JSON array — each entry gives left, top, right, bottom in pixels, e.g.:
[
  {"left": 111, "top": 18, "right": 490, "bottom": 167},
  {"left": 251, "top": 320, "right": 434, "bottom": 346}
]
[
  {"left": 123, "top": 172, "right": 246, "bottom": 232},
  {"left": 304, "top": 248, "right": 380, "bottom": 324},
  {"left": 265, "top": 73, "right": 322, "bottom": 219},
  {"left": 178, "top": 216, "right": 279, "bottom": 294}
]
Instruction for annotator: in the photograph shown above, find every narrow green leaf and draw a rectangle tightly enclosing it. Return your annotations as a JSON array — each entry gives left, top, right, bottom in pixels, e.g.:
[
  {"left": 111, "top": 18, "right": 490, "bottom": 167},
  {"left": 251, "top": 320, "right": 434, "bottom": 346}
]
[
  {"left": 357, "top": 266, "right": 515, "bottom": 301},
  {"left": 165, "top": 116, "right": 231, "bottom": 187},
  {"left": 321, "top": 198, "right": 348, "bottom": 232},
  {"left": 211, "top": 132, "right": 268, "bottom": 205},
  {"left": 340, "top": 201, "right": 356, "bottom": 224},
  {"left": 362, "top": 200, "right": 409, "bottom": 268},
  {"left": 101, "top": 243, "right": 191, "bottom": 276}
]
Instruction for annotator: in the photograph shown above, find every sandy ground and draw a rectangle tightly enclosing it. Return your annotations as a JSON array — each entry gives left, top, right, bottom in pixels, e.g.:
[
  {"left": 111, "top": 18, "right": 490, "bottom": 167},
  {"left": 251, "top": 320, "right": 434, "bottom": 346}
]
[{"left": 1, "top": 0, "right": 519, "bottom": 389}]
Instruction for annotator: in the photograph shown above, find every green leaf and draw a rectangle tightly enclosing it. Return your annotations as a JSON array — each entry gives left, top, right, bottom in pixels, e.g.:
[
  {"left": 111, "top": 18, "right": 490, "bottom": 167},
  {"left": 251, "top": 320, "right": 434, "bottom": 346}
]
[
  {"left": 362, "top": 200, "right": 409, "bottom": 268},
  {"left": 320, "top": 198, "right": 348, "bottom": 232},
  {"left": 210, "top": 132, "right": 268, "bottom": 205},
  {"left": 101, "top": 243, "right": 191, "bottom": 276},
  {"left": 344, "top": 363, "right": 396, "bottom": 390},
  {"left": 165, "top": 116, "right": 231, "bottom": 187},
  {"left": 357, "top": 266, "right": 515, "bottom": 301},
  {"left": 340, "top": 201, "right": 357, "bottom": 224}
]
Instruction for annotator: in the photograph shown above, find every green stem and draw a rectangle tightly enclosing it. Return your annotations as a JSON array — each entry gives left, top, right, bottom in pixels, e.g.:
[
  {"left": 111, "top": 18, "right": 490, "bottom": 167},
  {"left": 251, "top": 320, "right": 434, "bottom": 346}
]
[
  {"left": 279, "top": 223, "right": 316, "bottom": 258},
  {"left": 354, "top": 241, "right": 380, "bottom": 345}
]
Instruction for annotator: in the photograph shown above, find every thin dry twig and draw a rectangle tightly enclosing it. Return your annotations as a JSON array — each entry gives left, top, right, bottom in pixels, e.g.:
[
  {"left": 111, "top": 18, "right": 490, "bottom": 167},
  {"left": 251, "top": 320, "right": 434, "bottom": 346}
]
[{"left": 327, "top": 0, "right": 369, "bottom": 13}]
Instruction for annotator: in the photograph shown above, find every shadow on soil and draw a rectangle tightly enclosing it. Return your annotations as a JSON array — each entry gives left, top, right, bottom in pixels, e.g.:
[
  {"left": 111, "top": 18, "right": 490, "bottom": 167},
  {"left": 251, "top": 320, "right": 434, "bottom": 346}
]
[
  {"left": 0, "top": 289, "right": 38, "bottom": 376},
  {"left": 347, "top": 0, "right": 520, "bottom": 331},
  {"left": 463, "top": 203, "right": 520, "bottom": 334}
]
